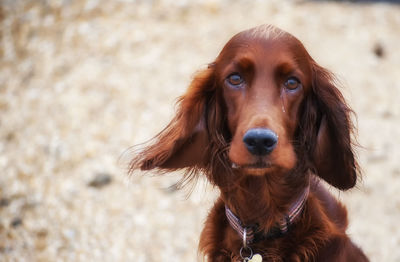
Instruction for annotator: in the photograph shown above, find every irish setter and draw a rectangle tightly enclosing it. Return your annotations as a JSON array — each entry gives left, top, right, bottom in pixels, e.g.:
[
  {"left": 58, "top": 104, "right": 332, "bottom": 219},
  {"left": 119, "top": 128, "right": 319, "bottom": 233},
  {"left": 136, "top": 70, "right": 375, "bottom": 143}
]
[{"left": 130, "top": 25, "right": 368, "bottom": 261}]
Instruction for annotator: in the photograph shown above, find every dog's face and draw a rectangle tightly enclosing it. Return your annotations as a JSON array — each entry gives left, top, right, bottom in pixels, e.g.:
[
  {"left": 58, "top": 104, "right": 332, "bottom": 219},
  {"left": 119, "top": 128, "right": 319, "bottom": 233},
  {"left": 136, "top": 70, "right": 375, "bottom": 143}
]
[
  {"left": 215, "top": 30, "right": 312, "bottom": 176},
  {"left": 131, "top": 25, "right": 358, "bottom": 190}
]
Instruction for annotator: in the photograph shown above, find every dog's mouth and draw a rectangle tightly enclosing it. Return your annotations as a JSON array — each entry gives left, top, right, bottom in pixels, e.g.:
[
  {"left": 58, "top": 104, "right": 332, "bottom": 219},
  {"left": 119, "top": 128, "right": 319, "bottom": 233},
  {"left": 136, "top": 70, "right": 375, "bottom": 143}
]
[
  {"left": 232, "top": 162, "right": 272, "bottom": 169},
  {"left": 231, "top": 161, "right": 273, "bottom": 176}
]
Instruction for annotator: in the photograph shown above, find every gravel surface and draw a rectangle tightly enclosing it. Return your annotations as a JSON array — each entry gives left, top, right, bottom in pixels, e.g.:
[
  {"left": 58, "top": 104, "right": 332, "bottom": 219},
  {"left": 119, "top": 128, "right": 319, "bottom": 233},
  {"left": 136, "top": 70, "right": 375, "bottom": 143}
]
[{"left": 1, "top": 0, "right": 400, "bottom": 261}]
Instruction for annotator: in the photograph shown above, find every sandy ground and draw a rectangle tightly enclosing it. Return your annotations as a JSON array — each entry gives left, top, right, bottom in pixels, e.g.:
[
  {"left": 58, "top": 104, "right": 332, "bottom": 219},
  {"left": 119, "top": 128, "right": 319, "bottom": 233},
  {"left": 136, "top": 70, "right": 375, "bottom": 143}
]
[{"left": 0, "top": 0, "right": 400, "bottom": 261}]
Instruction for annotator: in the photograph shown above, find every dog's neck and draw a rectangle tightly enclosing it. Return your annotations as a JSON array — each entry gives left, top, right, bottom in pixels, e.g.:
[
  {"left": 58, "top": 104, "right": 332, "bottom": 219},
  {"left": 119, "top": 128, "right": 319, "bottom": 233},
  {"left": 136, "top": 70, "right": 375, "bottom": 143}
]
[{"left": 221, "top": 170, "right": 309, "bottom": 233}]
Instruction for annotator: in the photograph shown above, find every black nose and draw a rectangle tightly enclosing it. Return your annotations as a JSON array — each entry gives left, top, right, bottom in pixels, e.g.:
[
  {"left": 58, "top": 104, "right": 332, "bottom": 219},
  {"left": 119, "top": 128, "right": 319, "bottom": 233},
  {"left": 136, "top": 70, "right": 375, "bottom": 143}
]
[{"left": 243, "top": 128, "right": 278, "bottom": 156}]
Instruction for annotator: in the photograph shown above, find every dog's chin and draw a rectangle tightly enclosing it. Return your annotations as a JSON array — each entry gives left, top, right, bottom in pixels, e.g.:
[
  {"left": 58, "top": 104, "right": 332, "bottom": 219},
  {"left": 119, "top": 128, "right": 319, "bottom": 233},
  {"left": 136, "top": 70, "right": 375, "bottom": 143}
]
[
  {"left": 244, "top": 167, "right": 273, "bottom": 176},
  {"left": 231, "top": 162, "right": 274, "bottom": 176}
]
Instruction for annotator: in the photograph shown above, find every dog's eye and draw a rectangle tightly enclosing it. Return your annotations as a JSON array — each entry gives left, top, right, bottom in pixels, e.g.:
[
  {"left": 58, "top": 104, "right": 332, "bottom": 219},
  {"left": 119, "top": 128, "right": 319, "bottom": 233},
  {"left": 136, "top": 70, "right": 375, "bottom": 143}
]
[
  {"left": 284, "top": 77, "right": 301, "bottom": 90},
  {"left": 226, "top": 73, "right": 244, "bottom": 87}
]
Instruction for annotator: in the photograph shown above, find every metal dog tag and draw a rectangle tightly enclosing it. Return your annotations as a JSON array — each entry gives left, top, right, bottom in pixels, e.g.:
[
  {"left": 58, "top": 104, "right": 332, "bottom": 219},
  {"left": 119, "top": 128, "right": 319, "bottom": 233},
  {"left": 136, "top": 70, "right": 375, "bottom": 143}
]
[
  {"left": 248, "top": 254, "right": 262, "bottom": 262},
  {"left": 240, "top": 246, "right": 262, "bottom": 262}
]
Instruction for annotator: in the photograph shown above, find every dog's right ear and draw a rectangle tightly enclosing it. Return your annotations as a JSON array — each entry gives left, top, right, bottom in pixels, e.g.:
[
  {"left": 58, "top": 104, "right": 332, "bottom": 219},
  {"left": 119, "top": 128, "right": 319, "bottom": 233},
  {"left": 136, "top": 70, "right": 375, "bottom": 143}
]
[
  {"left": 308, "top": 62, "right": 359, "bottom": 190},
  {"left": 129, "top": 66, "right": 215, "bottom": 173}
]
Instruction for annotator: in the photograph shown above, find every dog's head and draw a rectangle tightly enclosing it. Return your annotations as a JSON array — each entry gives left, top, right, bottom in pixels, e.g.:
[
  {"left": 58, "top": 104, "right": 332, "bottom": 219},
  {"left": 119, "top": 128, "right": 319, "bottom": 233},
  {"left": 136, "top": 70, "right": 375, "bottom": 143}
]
[{"left": 130, "top": 25, "right": 359, "bottom": 190}]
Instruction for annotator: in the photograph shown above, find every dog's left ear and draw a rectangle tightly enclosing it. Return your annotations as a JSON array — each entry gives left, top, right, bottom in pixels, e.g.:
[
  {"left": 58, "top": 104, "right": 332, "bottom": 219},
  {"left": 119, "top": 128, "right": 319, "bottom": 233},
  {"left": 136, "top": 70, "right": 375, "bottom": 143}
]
[
  {"left": 306, "top": 62, "right": 358, "bottom": 190},
  {"left": 129, "top": 67, "right": 215, "bottom": 173}
]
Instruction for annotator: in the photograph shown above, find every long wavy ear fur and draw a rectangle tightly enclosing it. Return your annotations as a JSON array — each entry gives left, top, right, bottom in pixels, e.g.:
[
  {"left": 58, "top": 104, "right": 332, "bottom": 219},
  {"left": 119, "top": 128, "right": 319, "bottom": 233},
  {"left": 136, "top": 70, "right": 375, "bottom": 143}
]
[
  {"left": 300, "top": 61, "right": 359, "bottom": 190},
  {"left": 129, "top": 67, "right": 214, "bottom": 171},
  {"left": 129, "top": 63, "right": 233, "bottom": 188}
]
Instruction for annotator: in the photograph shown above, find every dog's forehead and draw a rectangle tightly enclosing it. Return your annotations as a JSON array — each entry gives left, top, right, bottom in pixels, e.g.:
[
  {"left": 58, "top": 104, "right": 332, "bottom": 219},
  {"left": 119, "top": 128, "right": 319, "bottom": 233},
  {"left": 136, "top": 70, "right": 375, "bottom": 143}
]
[
  {"left": 245, "top": 24, "right": 289, "bottom": 40},
  {"left": 224, "top": 25, "right": 293, "bottom": 48},
  {"left": 216, "top": 26, "right": 311, "bottom": 69},
  {"left": 227, "top": 28, "right": 302, "bottom": 50}
]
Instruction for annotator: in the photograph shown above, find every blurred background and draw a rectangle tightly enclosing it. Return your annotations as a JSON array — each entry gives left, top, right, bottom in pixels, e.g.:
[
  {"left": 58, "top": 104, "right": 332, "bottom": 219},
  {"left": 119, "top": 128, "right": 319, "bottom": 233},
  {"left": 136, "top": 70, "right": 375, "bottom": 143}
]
[{"left": 0, "top": 0, "right": 399, "bottom": 261}]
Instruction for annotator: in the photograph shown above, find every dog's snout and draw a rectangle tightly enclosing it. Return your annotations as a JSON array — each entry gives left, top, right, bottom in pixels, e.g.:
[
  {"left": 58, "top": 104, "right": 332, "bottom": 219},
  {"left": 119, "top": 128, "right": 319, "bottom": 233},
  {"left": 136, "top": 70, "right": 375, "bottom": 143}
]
[{"left": 243, "top": 128, "right": 278, "bottom": 156}]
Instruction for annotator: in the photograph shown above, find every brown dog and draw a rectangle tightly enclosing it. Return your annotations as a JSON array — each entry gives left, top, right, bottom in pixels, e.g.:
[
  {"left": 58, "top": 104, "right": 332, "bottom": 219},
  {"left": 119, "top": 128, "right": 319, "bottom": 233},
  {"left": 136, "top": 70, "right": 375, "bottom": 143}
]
[{"left": 130, "top": 25, "right": 368, "bottom": 261}]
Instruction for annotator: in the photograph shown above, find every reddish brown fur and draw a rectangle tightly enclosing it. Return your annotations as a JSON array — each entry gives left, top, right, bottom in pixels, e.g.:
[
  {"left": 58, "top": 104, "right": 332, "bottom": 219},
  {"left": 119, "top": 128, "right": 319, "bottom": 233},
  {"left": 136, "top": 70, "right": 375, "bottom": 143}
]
[{"left": 129, "top": 25, "right": 368, "bottom": 261}]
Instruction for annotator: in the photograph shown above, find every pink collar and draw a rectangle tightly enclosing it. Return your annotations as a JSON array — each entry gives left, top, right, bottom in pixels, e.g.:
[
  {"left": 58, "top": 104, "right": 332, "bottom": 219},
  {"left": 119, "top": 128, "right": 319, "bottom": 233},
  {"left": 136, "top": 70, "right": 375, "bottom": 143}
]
[{"left": 225, "top": 186, "right": 310, "bottom": 245}]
